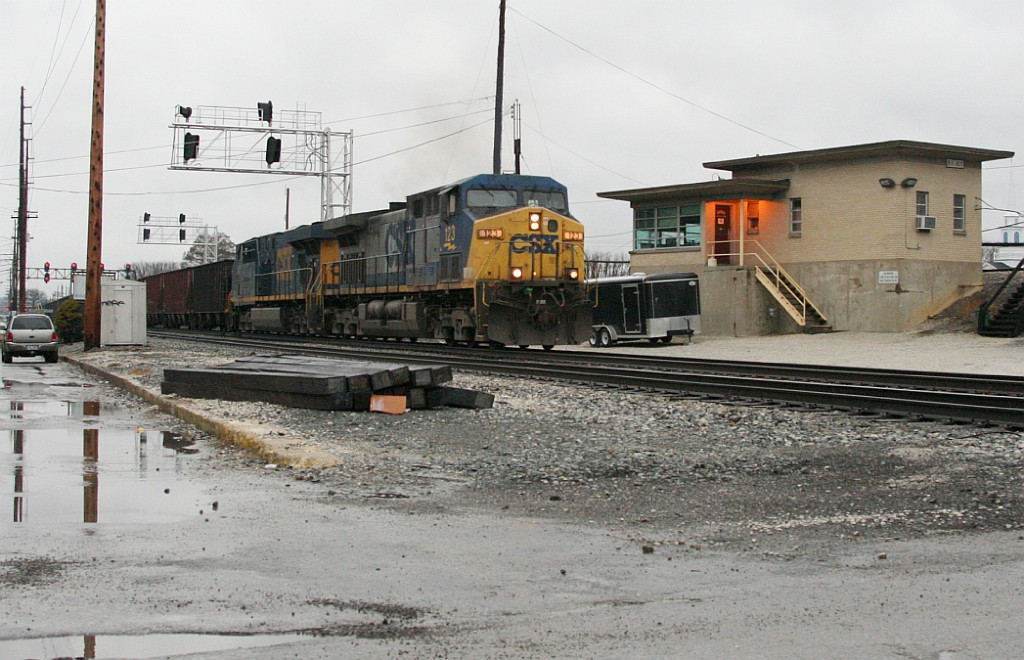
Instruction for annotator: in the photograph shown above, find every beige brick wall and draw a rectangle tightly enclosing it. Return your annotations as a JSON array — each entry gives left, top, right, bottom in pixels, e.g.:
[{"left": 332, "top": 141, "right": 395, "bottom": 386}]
[
  {"left": 735, "top": 157, "right": 982, "bottom": 265},
  {"left": 625, "top": 152, "right": 987, "bottom": 334}
]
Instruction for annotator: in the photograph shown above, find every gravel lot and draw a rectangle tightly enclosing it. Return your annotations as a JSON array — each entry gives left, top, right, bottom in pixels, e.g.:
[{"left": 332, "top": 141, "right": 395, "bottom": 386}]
[{"left": 66, "top": 336, "right": 1024, "bottom": 561}]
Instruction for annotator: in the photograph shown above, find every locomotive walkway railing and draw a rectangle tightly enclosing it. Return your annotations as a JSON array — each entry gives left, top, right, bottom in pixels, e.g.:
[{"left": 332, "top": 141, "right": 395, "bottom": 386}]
[{"left": 253, "top": 267, "right": 314, "bottom": 299}]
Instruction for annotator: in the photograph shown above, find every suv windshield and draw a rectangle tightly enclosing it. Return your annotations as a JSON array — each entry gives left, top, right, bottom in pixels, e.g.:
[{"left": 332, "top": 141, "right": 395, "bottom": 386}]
[{"left": 11, "top": 316, "right": 53, "bottom": 330}]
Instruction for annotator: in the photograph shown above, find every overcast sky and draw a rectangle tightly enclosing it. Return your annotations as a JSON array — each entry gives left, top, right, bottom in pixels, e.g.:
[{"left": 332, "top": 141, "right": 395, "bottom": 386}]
[{"left": 2, "top": 0, "right": 1023, "bottom": 296}]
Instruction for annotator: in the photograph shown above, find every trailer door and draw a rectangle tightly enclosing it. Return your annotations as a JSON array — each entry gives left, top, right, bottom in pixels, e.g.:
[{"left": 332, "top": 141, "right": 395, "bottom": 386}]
[{"left": 622, "top": 284, "right": 642, "bottom": 333}]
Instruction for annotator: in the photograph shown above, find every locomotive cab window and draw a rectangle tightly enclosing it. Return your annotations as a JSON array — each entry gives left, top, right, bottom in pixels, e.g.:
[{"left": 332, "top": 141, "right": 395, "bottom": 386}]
[
  {"left": 525, "top": 190, "right": 567, "bottom": 212},
  {"left": 466, "top": 189, "right": 517, "bottom": 210}
]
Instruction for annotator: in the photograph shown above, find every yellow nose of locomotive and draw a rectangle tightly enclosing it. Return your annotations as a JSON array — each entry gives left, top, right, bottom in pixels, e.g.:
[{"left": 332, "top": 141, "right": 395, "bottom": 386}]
[{"left": 470, "top": 207, "right": 584, "bottom": 282}]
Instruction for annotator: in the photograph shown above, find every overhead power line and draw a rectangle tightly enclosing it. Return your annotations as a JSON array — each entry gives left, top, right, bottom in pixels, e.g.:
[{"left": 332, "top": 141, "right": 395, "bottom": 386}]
[{"left": 510, "top": 7, "right": 799, "bottom": 149}]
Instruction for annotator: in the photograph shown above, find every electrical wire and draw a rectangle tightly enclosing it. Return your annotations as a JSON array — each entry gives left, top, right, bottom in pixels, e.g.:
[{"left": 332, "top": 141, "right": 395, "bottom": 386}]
[
  {"left": 510, "top": 7, "right": 799, "bottom": 150},
  {"left": 355, "top": 117, "right": 493, "bottom": 167},
  {"left": 522, "top": 123, "right": 645, "bottom": 186},
  {"left": 356, "top": 108, "right": 492, "bottom": 138},
  {"left": 325, "top": 98, "right": 492, "bottom": 126},
  {"left": 33, "top": 14, "right": 95, "bottom": 136},
  {"left": 507, "top": 12, "right": 555, "bottom": 175}
]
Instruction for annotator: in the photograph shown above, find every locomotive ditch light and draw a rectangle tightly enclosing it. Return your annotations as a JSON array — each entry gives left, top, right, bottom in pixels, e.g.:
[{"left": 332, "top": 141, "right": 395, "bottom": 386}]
[
  {"left": 511, "top": 266, "right": 524, "bottom": 280},
  {"left": 528, "top": 212, "right": 541, "bottom": 231},
  {"left": 565, "top": 267, "right": 580, "bottom": 280}
]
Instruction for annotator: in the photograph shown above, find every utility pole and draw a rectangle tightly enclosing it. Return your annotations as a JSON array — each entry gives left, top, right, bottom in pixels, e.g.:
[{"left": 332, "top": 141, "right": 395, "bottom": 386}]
[
  {"left": 492, "top": 0, "right": 506, "bottom": 175},
  {"left": 84, "top": 0, "right": 105, "bottom": 349},
  {"left": 512, "top": 99, "right": 521, "bottom": 175},
  {"left": 17, "top": 87, "right": 29, "bottom": 313}
]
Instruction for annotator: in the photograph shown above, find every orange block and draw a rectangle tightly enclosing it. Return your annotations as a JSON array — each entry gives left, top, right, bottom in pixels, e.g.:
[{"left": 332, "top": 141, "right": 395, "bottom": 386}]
[{"left": 370, "top": 394, "right": 407, "bottom": 415}]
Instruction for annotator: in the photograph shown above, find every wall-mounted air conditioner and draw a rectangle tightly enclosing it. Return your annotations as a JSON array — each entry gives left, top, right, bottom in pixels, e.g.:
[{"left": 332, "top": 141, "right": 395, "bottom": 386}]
[{"left": 915, "top": 215, "right": 937, "bottom": 231}]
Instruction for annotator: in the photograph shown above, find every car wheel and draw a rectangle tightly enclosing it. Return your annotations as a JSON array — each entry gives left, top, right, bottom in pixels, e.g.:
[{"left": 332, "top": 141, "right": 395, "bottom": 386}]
[
  {"left": 1, "top": 350, "right": 11, "bottom": 364},
  {"left": 45, "top": 352, "right": 58, "bottom": 363},
  {"left": 598, "top": 328, "right": 612, "bottom": 348}
]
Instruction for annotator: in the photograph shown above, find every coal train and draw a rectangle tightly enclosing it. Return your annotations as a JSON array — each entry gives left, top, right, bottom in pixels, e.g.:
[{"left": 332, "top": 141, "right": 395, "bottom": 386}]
[{"left": 144, "top": 173, "right": 593, "bottom": 348}]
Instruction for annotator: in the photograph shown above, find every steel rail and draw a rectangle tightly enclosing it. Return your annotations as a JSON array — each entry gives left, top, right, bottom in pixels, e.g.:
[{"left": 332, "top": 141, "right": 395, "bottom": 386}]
[
  {"left": 149, "top": 331, "right": 1024, "bottom": 427},
  {"left": 151, "top": 330, "right": 1024, "bottom": 396}
]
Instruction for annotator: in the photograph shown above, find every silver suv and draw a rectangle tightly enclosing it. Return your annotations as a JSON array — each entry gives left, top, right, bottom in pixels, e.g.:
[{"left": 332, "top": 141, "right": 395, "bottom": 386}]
[{"left": 2, "top": 313, "right": 59, "bottom": 363}]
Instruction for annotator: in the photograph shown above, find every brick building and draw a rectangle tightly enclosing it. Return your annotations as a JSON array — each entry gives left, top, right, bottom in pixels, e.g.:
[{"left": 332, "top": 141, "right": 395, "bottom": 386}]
[{"left": 598, "top": 140, "right": 1013, "bottom": 335}]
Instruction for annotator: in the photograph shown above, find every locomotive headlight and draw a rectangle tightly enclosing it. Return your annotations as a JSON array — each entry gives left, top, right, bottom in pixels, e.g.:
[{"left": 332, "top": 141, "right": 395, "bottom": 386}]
[
  {"left": 511, "top": 266, "right": 524, "bottom": 280},
  {"left": 566, "top": 268, "right": 580, "bottom": 281},
  {"left": 528, "top": 212, "right": 541, "bottom": 231}
]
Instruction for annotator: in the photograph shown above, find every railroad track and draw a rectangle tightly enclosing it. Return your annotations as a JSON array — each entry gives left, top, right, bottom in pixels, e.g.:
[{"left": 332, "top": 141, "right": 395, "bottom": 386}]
[{"left": 151, "top": 330, "right": 1024, "bottom": 428}]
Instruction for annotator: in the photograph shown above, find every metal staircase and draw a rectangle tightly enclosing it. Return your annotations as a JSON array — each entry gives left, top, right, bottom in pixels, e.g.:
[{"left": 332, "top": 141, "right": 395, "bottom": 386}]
[
  {"left": 978, "top": 257, "right": 1024, "bottom": 338},
  {"left": 744, "top": 244, "right": 831, "bottom": 333}
]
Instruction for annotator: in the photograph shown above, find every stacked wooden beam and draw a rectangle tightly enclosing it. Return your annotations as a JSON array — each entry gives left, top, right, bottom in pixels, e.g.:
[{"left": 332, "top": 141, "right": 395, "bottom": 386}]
[{"left": 160, "top": 354, "right": 494, "bottom": 413}]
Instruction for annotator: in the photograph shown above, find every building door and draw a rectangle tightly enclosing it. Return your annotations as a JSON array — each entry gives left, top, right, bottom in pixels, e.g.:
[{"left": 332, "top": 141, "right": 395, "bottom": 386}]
[
  {"left": 714, "top": 205, "right": 731, "bottom": 265},
  {"left": 622, "top": 284, "right": 642, "bottom": 333}
]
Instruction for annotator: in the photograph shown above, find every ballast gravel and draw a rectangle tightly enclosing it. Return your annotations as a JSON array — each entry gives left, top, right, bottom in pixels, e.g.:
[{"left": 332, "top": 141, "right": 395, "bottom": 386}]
[{"left": 68, "top": 338, "right": 1024, "bottom": 559}]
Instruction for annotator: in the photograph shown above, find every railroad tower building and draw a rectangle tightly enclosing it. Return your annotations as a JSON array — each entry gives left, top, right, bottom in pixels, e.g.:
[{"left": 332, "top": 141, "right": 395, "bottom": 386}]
[{"left": 598, "top": 140, "right": 1013, "bottom": 335}]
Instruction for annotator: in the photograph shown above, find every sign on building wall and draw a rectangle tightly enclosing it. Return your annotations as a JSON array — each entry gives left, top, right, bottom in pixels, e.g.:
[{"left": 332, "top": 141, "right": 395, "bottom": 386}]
[{"left": 878, "top": 270, "right": 899, "bottom": 285}]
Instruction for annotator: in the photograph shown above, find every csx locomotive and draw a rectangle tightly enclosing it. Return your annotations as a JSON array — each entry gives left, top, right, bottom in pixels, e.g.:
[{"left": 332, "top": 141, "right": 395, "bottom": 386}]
[{"left": 229, "top": 173, "right": 591, "bottom": 348}]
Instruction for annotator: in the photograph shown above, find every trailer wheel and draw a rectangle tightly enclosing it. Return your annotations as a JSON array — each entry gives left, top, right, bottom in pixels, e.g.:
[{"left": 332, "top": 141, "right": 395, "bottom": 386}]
[{"left": 597, "top": 327, "right": 612, "bottom": 348}]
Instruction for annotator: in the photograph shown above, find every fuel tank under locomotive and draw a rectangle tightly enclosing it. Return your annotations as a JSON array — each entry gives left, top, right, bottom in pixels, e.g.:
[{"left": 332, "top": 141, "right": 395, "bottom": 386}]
[{"left": 358, "top": 300, "right": 431, "bottom": 338}]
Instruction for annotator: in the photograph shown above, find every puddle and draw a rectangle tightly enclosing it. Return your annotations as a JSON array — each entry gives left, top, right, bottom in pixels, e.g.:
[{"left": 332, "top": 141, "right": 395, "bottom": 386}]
[
  {"left": 3, "top": 399, "right": 84, "bottom": 420},
  {"left": 0, "top": 632, "right": 305, "bottom": 658},
  {"left": 2, "top": 425, "right": 206, "bottom": 524}
]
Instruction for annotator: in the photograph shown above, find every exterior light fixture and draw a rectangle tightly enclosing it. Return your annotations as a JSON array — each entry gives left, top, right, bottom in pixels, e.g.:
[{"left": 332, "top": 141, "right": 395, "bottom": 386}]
[
  {"left": 900, "top": 177, "right": 918, "bottom": 188},
  {"left": 878, "top": 178, "right": 895, "bottom": 188}
]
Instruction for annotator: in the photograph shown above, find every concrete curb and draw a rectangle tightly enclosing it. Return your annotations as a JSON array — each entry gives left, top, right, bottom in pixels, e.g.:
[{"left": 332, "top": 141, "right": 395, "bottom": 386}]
[{"left": 63, "top": 354, "right": 344, "bottom": 469}]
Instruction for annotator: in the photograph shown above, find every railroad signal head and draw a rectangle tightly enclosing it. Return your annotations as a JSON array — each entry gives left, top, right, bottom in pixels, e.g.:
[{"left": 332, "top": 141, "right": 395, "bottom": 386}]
[
  {"left": 266, "top": 136, "right": 282, "bottom": 165},
  {"left": 44, "top": 262, "right": 50, "bottom": 271},
  {"left": 143, "top": 228, "right": 151, "bottom": 241},
  {"left": 143, "top": 212, "right": 151, "bottom": 223},
  {"left": 43, "top": 273, "right": 50, "bottom": 283},
  {"left": 257, "top": 100, "right": 273, "bottom": 125},
  {"left": 183, "top": 132, "right": 200, "bottom": 161},
  {"left": 179, "top": 229, "right": 187, "bottom": 242},
  {"left": 179, "top": 213, "right": 186, "bottom": 224},
  {"left": 176, "top": 105, "right": 193, "bottom": 121}
]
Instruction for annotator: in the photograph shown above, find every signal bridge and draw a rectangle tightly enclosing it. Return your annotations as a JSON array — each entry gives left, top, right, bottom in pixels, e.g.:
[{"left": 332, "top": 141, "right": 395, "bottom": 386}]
[{"left": 169, "top": 102, "right": 352, "bottom": 222}]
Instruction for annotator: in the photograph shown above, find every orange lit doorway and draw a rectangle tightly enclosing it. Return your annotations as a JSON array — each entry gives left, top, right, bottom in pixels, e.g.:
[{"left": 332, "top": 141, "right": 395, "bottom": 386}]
[{"left": 714, "top": 204, "right": 731, "bottom": 265}]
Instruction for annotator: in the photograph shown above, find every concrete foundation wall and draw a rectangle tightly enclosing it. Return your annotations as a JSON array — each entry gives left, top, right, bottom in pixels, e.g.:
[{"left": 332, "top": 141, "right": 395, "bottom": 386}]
[{"left": 636, "top": 259, "right": 981, "bottom": 335}]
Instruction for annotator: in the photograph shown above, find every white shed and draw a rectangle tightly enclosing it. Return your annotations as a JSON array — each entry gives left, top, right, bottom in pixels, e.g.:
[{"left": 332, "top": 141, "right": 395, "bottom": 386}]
[{"left": 101, "top": 279, "right": 147, "bottom": 346}]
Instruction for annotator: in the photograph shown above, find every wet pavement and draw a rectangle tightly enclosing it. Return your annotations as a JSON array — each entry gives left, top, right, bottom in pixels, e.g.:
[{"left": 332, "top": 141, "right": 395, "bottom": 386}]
[{"left": 2, "top": 356, "right": 1024, "bottom": 659}]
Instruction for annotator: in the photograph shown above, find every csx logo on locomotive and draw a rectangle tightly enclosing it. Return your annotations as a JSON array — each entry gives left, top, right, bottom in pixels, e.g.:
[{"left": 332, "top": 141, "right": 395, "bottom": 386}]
[{"left": 510, "top": 233, "right": 558, "bottom": 254}]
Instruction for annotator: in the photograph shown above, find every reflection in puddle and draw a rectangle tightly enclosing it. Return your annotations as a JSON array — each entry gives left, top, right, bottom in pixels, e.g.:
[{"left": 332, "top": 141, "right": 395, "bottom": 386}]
[
  {"left": 0, "top": 632, "right": 303, "bottom": 658},
  {"left": 3, "top": 398, "right": 108, "bottom": 420},
  {"left": 3, "top": 424, "right": 205, "bottom": 524}
]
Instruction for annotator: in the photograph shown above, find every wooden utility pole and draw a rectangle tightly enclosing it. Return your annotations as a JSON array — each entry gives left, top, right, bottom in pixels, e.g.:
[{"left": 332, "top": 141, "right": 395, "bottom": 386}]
[
  {"left": 17, "top": 87, "right": 29, "bottom": 313},
  {"left": 492, "top": 0, "right": 506, "bottom": 175},
  {"left": 84, "top": 0, "right": 105, "bottom": 349}
]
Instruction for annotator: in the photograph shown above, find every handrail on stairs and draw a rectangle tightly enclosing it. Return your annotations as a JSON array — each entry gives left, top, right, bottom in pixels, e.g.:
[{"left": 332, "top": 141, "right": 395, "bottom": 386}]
[
  {"left": 706, "top": 239, "right": 828, "bottom": 326},
  {"left": 978, "top": 255, "right": 1024, "bottom": 333}
]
